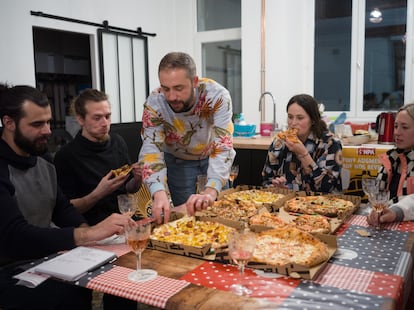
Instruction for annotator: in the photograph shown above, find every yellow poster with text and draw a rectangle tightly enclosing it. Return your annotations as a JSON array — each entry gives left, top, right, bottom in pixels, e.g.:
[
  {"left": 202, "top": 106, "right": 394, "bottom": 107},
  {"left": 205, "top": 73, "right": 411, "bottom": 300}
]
[{"left": 342, "top": 145, "right": 393, "bottom": 199}]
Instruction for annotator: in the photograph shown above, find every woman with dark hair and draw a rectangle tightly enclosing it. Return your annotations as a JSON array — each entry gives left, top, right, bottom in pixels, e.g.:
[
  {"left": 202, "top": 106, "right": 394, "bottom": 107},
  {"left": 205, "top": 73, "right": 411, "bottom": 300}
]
[{"left": 262, "top": 94, "right": 343, "bottom": 193}]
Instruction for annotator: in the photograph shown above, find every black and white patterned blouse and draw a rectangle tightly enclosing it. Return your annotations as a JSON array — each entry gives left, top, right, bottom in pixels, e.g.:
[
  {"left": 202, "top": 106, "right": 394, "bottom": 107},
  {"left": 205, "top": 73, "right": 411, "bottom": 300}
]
[{"left": 261, "top": 131, "right": 343, "bottom": 193}]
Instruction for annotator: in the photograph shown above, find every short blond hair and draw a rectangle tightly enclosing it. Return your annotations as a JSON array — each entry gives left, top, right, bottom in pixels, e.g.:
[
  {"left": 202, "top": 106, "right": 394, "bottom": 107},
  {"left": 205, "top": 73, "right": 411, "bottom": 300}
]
[{"left": 398, "top": 102, "right": 414, "bottom": 121}]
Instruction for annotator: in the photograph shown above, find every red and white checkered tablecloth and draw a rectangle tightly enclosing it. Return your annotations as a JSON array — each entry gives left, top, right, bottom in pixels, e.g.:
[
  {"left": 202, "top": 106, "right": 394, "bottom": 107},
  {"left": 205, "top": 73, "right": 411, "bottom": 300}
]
[{"left": 86, "top": 266, "right": 190, "bottom": 308}]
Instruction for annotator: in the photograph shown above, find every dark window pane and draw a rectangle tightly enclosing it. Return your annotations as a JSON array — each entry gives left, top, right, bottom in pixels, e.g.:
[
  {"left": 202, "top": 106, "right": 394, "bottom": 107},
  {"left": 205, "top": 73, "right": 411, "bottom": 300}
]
[
  {"left": 314, "top": 0, "right": 352, "bottom": 111},
  {"left": 363, "top": 1, "right": 406, "bottom": 111},
  {"left": 202, "top": 41, "right": 242, "bottom": 114}
]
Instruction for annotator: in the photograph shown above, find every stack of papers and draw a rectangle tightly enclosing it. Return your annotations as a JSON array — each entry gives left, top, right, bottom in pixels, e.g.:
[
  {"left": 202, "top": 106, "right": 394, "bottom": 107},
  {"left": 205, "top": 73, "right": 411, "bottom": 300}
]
[{"left": 34, "top": 246, "right": 117, "bottom": 282}]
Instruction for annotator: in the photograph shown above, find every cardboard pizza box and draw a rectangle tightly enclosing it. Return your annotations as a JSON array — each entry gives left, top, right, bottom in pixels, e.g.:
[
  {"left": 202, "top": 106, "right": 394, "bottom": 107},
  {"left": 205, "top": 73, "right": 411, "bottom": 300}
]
[
  {"left": 218, "top": 185, "right": 296, "bottom": 212},
  {"left": 147, "top": 216, "right": 237, "bottom": 259},
  {"left": 147, "top": 239, "right": 212, "bottom": 258},
  {"left": 215, "top": 233, "right": 337, "bottom": 280},
  {"left": 293, "top": 191, "right": 361, "bottom": 215}
]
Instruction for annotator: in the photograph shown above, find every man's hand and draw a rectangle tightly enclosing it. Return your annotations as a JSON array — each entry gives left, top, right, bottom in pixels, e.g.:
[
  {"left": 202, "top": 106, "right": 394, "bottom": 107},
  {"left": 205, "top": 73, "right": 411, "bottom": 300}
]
[
  {"left": 185, "top": 187, "right": 216, "bottom": 216},
  {"left": 95, "top": 171, "right": 129, "bottom": 198},
  {"left": 152, "top": 190, "right": 172, "bottom": 224},
  {"left": 74, "top": 213, "right": 133, "bottom": 245}
]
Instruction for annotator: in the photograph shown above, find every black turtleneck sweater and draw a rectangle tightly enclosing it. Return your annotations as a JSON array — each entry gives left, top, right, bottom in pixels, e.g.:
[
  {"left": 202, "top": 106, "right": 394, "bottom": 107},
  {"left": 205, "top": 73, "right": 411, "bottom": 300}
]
[
  {"left": 0, "top": 139, "right": 85, "bottom": 266},
  {"left": 54, "top": 132, "right": 131, "bottom": 225}
]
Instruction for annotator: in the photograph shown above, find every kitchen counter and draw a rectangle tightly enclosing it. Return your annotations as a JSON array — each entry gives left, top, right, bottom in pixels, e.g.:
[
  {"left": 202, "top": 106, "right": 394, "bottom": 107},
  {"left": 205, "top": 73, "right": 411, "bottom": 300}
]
[
  {"left": 232, "top": 135, "right": 395, "bottom": 191},
  {"left": 233, "top": 136, "right": 273, "bottom": 150}
]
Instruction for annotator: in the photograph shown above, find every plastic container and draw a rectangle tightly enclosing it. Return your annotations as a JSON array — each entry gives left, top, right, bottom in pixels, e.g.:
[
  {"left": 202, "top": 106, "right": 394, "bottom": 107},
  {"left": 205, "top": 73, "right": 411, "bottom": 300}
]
[{"left": 234, "top": 124, "right": 256, "bottom": 137}]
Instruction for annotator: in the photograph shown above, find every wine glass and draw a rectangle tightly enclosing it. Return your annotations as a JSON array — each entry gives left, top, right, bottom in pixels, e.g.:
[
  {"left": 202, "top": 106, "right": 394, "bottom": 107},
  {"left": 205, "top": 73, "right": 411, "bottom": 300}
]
[
  {"left": 361, "top": 177, "right": 379, "bottom": 210},
  {"left": 228, "top": 228, "right": 256, "bottom": 296},
  {"left": 368, "top": 190, "right": 390, "bottom": 229},
  {"left": 117, "top": 194, "right": 138, "bottom": 217},
  {"left": 229, "top": 165, "right": 239, "bottom": 188},
  {"left": 124, "top": 219, "right": 157, "bottom": 282}
]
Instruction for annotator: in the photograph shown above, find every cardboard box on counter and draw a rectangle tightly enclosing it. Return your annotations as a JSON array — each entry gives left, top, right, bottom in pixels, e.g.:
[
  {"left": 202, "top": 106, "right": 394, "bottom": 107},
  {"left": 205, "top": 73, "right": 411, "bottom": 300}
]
[{"left": 342, "top": 144, "right": 393, "bottom": 200}]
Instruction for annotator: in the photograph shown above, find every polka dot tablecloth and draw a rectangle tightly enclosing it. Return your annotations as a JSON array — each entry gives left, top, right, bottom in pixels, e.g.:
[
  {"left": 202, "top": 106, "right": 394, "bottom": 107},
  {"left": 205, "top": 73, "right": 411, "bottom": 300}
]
[{"left": 180, "top": 215, "right": 414, "bottom": 310}]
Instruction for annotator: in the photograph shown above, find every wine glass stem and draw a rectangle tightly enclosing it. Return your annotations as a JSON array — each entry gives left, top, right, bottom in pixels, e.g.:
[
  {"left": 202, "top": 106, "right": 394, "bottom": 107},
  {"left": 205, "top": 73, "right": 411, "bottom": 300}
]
[
  {"left": 136, "top": 252, "right": 142, "bottom": 272},
  {"left": 239, "top": 264, "right": 245, "bottom": 276}
]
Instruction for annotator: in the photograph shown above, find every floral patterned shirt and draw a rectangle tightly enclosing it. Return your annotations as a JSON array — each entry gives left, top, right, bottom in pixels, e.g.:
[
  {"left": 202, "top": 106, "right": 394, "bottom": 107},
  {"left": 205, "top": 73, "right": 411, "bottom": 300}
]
[
  {"left": 261, "top": 131, "right": 343, "bottom": 193},
  {"left": 139, "top": 78, "right": 236, "bottom": 196}
]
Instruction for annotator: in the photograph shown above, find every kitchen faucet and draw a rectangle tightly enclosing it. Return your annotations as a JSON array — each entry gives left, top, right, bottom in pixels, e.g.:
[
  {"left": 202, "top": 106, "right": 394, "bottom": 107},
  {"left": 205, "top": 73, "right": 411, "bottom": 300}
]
[{"left": 259, "top": 91, "right": 277, "bottom": 129}]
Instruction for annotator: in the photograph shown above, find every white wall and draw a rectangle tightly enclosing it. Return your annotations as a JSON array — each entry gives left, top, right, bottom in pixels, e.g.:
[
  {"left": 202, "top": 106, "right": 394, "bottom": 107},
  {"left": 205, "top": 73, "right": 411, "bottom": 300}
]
[
  {"left": 242, "top": 0, "right": 314, "bottom": 129},
  {"left": 0, "top": 0, "right": 193, "bottom": 92},
  {"left": 0, "top": 0, "right": 313, "bottom": 129}
]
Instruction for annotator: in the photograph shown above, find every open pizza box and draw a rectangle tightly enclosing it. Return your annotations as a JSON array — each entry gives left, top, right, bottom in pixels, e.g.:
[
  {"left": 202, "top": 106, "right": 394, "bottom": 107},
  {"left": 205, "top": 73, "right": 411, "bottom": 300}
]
[
  {"left": 218, "top": 185, "right": 296, "bottom": 213},
  {"left": 294, "top": 191, "right": 361, "bottom": 216},
  {"left": 214, "top": 232, "right": 337, "bottom": 280},
  {"left": 246, "top": 233, "right": 337, "bottom": 280},
  {"left": 147, "top": 239, "right": 212, "bottom": 259},
  {"left": 147, "top": 216, "right": 240, "bottom": 260}
]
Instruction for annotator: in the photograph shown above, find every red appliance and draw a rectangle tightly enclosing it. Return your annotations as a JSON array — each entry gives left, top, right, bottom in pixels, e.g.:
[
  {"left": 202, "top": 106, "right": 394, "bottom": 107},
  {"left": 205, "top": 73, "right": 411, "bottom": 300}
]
[{"left": 377, "top": 112, "right": 395, "bottom": 144}]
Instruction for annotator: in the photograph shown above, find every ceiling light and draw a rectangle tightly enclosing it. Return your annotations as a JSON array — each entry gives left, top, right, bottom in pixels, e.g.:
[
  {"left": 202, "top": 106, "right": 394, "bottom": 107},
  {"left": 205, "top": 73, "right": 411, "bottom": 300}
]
[{"left": 369, "top": 8, "right": 383, "bottom": 23}]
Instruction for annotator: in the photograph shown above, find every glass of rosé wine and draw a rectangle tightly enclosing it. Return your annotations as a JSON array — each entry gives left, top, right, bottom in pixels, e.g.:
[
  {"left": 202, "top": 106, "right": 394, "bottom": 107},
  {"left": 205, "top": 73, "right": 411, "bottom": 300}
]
[
  {"left": 368, "top": 190, "right": 390, "bottom": 230},
  {"left": 228, "top": 228, "right": 256, "bottom": 296},
  {"left": 124, "top": 219, "right": 157, "bottom": 282}
]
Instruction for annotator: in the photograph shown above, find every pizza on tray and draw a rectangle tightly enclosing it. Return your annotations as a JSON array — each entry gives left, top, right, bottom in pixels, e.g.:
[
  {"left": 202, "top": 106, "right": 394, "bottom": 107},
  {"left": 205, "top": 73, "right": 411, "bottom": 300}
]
[
  {"left": 205, "top": 199, "right": 258, "bottom": 222},
  {"left": 249, "top": 211, "right": 331, "bottom": 234},
  {"left": 284, "top": 196, "right": 355, "bottom": 218},
  {"left": 252, "top": 226, "right": 330, "bottom": 267},
  {"left": 223, "top": 189, "right": 285, "bottom": 206},
  {"left": 112, "top": 164, "right": 133, "bottom": 177},
  {"left": 151, "top": 216, "right": 235, "bottom": 248},
  {"left": 292, "top": 214, "right": 331, "bottom": 234},
  {"left": 277, "top": 128, "right": 299, "bottom": 143},
  {"left": 249, "top": 212, "right": 288, "bottom": 229}
]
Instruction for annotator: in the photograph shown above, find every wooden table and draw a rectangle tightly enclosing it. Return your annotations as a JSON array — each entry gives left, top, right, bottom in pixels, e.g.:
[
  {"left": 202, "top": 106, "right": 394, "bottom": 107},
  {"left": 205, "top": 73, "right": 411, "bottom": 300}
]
[
  {"left": 75, "top": 205, "right": 414, "bottom": 309},
  {"left": 115, "top": 250, "right": 278, "bottom": 309}
]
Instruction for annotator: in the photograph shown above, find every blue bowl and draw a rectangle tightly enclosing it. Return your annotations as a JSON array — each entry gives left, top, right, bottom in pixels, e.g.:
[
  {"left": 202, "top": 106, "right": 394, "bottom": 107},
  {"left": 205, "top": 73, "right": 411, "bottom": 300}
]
[{"left": 234, "top": 124, "right": 256, "bottom": 137}]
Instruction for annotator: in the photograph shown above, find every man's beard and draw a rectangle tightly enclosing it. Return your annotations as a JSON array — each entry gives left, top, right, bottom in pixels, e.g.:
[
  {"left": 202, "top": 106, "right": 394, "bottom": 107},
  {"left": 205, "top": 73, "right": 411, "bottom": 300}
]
[
  {"left": 14, "top": 126, "right": 50, "bottom": 156},
  {"left": 167, "top": 88, "right": 195, "bottom": 113}
]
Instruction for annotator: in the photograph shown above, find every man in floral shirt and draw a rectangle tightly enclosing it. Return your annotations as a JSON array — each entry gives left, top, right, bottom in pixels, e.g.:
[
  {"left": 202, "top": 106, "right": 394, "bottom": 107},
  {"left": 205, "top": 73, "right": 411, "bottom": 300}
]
[{"left": 139, "top": 52, "right": 236, "bottom": 223}]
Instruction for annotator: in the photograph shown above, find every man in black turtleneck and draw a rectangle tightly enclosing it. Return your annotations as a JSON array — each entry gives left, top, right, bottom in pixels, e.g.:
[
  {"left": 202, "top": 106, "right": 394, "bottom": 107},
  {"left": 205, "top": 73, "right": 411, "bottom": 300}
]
[
  {"left": 54, "top": 89, "right": 141, "bottom": 226},
  {"left": 54, "top": 88, "right": 141, "bottom": 310}
]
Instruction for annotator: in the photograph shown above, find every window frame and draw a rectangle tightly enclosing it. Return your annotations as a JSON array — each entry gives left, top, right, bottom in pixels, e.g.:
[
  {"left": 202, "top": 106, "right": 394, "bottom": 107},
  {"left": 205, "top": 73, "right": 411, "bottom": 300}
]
[{"left": 322, "top": 0, "right": 414, "bottom": 121}]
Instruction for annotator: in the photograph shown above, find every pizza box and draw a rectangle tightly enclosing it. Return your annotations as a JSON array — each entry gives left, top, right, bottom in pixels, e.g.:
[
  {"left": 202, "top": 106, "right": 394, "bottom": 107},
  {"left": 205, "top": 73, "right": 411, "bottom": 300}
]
[
  {"left": 215, "top": 232, "right": 337, "bottom": 280},
  {"left": 218, "top": 185, "right": 296, "bottom": 213},
  {"left": 147, "top": 238, "right": 212, "bottom": 259},
  {"left": 246, "top": 233, "right": 337, "bottom": 280},
  {"left": 147, "top": 216, "right": 238, "bottom": 259}
]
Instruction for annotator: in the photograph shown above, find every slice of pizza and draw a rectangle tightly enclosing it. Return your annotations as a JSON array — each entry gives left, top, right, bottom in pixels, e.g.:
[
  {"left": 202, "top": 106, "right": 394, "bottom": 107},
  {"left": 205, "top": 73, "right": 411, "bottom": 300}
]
[
  {"left": 292, "top": 214, "right": 331, "bottom": 234},
  {"left": 112, "top": 164, "right": 133, "bottom": 177},
  {"left": 249, "top": 212, "right": 288, "bottom": 229},
  {"left": 277, "top": 128, "right": 299, "bottom": 143}
]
